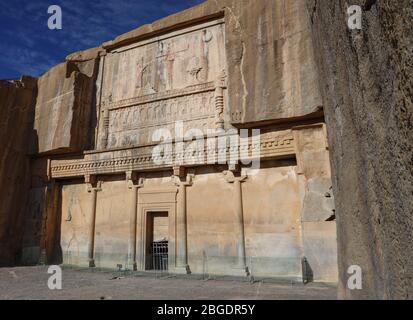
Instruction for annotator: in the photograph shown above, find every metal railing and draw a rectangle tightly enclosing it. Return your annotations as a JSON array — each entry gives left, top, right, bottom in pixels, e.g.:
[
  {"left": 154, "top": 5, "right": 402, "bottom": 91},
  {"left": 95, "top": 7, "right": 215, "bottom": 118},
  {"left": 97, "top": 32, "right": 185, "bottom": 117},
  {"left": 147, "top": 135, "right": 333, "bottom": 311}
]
[{"left": 150, "top": 240, "right": 168, "bottom": 271}]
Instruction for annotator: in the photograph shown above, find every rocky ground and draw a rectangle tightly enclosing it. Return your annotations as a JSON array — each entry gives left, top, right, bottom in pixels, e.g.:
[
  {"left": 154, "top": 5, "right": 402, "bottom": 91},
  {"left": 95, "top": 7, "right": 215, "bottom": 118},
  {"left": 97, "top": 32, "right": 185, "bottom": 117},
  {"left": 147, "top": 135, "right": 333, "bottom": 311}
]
[{"left": 0, "top": 266, "right": 337, "bottom": 300}]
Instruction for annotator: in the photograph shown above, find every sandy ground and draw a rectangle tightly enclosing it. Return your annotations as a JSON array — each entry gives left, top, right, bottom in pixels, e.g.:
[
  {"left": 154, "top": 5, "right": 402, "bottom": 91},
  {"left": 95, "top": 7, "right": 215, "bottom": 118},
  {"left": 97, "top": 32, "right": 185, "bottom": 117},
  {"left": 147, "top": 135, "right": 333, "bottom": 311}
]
[{"left": 0, "top": 266, "right": 337, "bottom": 300}]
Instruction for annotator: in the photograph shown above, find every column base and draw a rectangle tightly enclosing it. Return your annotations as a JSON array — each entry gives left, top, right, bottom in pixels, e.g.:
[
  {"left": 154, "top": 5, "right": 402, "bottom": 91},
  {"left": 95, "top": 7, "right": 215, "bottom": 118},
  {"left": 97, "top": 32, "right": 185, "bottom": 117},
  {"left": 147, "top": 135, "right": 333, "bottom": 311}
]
[
  {"left": 38, "top": 248, "right": 47, "bottom": 265},
  {"left": 231, "top": 266, "right": 249, "bottom": 277},
  {"left": 174, "top": 265, "right": 191, "bottom": 274},
  {"left": 127, "top": 260, "right": 138, "bottom": 271},
  {"left": 89, "top": 259, "right": 96, "bottom": 268}
]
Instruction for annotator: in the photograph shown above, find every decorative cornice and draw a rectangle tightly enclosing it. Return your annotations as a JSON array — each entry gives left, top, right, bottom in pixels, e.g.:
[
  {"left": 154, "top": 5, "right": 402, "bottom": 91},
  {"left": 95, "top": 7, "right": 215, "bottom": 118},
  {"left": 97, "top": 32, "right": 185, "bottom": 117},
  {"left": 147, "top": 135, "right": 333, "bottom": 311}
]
[{"left": 50, "top": 131, "right": 295, "bottom": 179}]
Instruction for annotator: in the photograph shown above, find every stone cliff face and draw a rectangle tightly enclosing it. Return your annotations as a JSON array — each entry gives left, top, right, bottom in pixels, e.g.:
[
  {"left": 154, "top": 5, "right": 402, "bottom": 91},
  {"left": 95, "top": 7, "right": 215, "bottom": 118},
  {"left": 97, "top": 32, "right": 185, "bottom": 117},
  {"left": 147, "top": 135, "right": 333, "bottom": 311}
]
[
  {"left": 21, "top": 56, "right": 100, "bottom": 265},
  {"left": 0, "top": 57, "right": 100, "bottom": 266},
  {"left": 34, "top": 62, "right": 96, "bottom": 154},
  {"left": 224, "top": 0, "right": 323, "bottom": 124},
  {"left": 1, "top": 0, "right": 411, "bottom": 299},
  {"left": 307, "top": 0, "right": 413, "bottom": 299},
  {"left": 33, "top": 55, "right": 100, "bottom": 155},
  {"left": 0, "top": 77, "right": 37, "bottom": 266}
]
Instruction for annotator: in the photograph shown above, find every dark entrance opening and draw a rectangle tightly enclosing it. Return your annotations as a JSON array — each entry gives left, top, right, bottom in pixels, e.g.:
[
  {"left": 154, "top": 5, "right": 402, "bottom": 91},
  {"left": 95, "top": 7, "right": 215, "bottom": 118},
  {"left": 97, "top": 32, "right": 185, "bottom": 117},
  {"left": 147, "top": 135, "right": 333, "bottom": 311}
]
[{"left": 145, "top": 212, "right": 168, "bottom": 271}]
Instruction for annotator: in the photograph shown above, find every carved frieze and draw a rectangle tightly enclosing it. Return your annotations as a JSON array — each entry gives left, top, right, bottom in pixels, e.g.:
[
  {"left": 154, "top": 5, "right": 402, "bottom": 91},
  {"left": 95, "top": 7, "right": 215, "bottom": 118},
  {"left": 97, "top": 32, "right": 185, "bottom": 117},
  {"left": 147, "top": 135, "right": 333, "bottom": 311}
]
[{"left": 106, "top": 89, "right": 216, "bottom": 148}]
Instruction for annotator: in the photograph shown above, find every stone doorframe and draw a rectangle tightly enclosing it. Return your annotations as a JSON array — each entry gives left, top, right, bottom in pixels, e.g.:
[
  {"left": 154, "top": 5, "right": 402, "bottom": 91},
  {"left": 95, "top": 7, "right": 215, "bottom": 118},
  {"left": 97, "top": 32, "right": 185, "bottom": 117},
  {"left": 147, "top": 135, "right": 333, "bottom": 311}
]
[{"left": 136, "top": 187, "right": 178, "bottom": 272}]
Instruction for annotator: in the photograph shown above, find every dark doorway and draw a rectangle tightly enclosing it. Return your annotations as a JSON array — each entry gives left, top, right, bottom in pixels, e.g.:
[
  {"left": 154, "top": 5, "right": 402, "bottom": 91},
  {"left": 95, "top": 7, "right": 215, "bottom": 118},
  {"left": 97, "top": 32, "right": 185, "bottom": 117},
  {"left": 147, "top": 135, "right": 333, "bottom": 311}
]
[{"left": 145, "top": 212, "right": 168, "bottom": 271}]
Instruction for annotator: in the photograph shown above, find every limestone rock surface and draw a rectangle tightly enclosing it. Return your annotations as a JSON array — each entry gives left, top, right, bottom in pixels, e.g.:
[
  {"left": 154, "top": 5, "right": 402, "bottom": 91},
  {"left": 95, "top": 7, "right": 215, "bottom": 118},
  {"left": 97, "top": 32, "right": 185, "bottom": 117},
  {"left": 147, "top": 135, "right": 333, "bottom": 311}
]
[
  {"left": 307, "top": 0, "right": 413, "bottom": 299},
  {"left": 0, "top": 77, "right": 37, "bottom": 266},
  {"left": 34, "top": 60, "right": 97, "bottom": 154}
]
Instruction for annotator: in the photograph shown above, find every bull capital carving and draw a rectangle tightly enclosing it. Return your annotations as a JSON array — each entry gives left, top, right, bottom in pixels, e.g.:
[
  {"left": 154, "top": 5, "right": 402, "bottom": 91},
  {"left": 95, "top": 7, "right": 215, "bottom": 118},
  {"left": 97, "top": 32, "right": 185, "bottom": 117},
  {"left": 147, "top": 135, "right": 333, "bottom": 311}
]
[
  {"left": 223, "top": 170, "right": 247, "bottom": 184},
  {"left": 126, "top": 171, "right": 144, "bottom": 189},
  {"left": 85, "top": 174, "right": 101, "bottom": 192}
]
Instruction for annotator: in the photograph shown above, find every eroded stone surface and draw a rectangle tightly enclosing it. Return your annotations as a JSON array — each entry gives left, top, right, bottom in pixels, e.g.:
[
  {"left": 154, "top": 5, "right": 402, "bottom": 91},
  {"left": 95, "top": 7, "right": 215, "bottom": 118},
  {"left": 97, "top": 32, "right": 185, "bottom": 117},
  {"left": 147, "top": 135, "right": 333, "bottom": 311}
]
[
  {"left": 307, "top": 0, "right": 413, "bottom": 299},
  {"left": 34, "top": 61, "right": 97, "bottom": 154},
  {"left": 0, "top": 77, "right": 37, "bottom": 266}
]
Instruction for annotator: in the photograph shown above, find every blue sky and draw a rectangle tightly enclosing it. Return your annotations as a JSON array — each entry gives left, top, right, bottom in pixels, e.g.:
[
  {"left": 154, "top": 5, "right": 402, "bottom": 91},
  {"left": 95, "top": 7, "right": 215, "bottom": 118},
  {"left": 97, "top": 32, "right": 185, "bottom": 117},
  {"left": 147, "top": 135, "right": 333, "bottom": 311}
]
[{"left": 0, "top": 0, "right": 204, "bottom": 79}]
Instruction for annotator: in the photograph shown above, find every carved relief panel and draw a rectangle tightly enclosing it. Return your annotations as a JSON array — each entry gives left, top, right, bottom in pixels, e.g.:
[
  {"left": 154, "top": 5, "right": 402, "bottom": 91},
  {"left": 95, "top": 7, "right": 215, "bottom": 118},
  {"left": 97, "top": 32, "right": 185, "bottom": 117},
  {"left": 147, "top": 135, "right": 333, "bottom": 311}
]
[
  {"left": 99, "top": 19, "right": 226, "bottom": 149},
  {"left": 107, "top": 91, "right": 216, "bottom": 148},
  {"left": 101, "top": 19, "right": 225, "bottom": 104}
]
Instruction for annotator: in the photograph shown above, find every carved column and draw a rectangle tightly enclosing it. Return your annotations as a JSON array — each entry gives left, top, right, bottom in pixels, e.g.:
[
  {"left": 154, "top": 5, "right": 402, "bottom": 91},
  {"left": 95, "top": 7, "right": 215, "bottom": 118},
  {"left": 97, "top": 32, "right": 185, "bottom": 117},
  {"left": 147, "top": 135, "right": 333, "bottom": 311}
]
[
  {"left": 39, "top": 179, "right": 60, "bottom": 265},
  {"left": 214, "top": 69, "right": 226, "bottom": 129},
  {"left": 98, "top": 108, "right": 110, "bottom": 149},
  {"left": 223, "top": 170, "right": 249, "bottom": 276},
  {"left": 95, "top": 50, "right": 107, "bottom": 149},
  {"left": 126, "top": 171, "right": 144, "bottom": 271},
  {"left": 173, "top": 167, "right": 193, "bottom": 274},
  {"left": 85, "top": 175, "right": 101, "bottom": 268}
]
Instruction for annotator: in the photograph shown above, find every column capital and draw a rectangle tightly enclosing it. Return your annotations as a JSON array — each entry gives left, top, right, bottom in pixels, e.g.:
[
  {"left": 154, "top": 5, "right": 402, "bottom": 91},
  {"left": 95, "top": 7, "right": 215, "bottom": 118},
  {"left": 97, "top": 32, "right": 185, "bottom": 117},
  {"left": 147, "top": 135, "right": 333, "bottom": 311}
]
[
  {"left": 172, "top": 166, "right": 194, "bottom": 186},
  {"left": 215, "top": 68, "right": 227, "bottom": 88},
  {"left": 173, "top": 166, "right": 186, "bottom": 178},
  {"left": 99, "top": 51, "right": 107, "bottom": 57},
  {"left": 173, "top": 173, "right": 194, "bottom": 187},
  {"left": 222, "top": 170, "right": 247, "bottom": 184},
  {"left": 85, "top": 175, "right": 101, "bottom": 192},
  {"left": 126, "top": 171, "right": 144, "bottom": 189}
]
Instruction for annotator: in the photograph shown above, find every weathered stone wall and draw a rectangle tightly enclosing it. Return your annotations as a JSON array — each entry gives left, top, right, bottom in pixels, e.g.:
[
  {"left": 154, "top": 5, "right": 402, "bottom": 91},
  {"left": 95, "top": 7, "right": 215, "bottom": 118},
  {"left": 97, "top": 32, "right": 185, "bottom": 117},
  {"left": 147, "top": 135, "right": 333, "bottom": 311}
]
[
  {"left": 60, "top": 181, "right": 93, "bottom": 267},
  {"left": 0, "top": 77, "right": 37, "bottom": 266},
  {"left": 34, "top": 60, "right": 98, "bottom": 154},
  {"left": 224, "top": 0, "right": 323, "bottom": 124},
  {"left": 93, "top": 177, "right": 131, "bottom": 268},
  {"left": 61, "top": 161, "right": 302, "bottom": 280},
  {"left": 294, "top": 124, "right": 338, "bottom": 282},
  {"left": 187, "top": 163, "right": 303, "bottom": 278},
  {"left": 59, "top": 160, "right": 336, "bottom": 281},
  {"left": 307, "top": 0, "right": 413, "bottom": 298}
]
